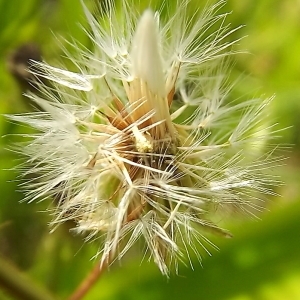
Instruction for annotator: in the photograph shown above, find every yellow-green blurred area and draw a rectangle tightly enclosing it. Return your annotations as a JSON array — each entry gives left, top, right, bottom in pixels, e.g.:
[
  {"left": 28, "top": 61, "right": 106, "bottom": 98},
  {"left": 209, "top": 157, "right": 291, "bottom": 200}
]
[{"left": 0, "top": 0, "right": 300, "bottom": 299}]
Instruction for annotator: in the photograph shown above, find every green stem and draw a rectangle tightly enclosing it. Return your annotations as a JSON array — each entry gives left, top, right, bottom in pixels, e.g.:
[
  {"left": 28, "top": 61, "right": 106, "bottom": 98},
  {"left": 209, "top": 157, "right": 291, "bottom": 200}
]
[{"left": 0, "top": 255, "right": 56, "bottom": 300}]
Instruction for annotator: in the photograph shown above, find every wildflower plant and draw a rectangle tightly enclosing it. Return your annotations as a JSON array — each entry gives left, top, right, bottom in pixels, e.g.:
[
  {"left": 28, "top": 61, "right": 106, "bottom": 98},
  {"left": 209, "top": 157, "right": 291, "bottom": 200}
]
[{"left": 9, "top": 0, "right": 280, "bottom": 275}]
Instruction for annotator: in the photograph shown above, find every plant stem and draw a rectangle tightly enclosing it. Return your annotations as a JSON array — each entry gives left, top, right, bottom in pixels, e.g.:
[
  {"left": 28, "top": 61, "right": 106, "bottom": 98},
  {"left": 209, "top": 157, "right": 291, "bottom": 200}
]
[
  {"left": 0, "top": 255, "right": 56, "bottom": 300},
  {"left": 68, "top": 259, "right": 109, "bottom": 300}
]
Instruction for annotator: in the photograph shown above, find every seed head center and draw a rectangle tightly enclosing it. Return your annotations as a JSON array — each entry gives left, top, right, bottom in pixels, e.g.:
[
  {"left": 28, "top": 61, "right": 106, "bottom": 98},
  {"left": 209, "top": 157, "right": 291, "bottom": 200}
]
[{"left": 132, "top": 125, "right": 153, "bottom": 153}]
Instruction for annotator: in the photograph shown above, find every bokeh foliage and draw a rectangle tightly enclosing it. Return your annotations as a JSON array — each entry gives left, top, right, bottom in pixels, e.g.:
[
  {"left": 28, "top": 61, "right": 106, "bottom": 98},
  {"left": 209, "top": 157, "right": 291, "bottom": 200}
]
[{"left": 1, "top": 0, "right": 300, "bottom": 299}]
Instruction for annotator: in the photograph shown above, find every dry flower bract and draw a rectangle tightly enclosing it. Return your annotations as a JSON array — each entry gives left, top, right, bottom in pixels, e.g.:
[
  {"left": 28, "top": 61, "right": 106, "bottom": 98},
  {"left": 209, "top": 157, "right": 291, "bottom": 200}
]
[{"left": 9, "top": 0, "right": 280, "bottom": 275}]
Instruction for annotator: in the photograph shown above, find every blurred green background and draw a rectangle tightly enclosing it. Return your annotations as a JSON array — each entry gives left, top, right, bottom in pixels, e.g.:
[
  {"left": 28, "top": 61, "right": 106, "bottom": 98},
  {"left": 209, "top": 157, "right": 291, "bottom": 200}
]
[{"left": 1, "top": 0, "right": 300, "bottom": 299}]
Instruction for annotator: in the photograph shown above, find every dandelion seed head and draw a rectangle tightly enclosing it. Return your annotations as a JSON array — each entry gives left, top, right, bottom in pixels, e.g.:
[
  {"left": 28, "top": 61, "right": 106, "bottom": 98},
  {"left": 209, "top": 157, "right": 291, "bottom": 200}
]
[{"left": 8, "top": 0, "right": 282, "bottom": 275}]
